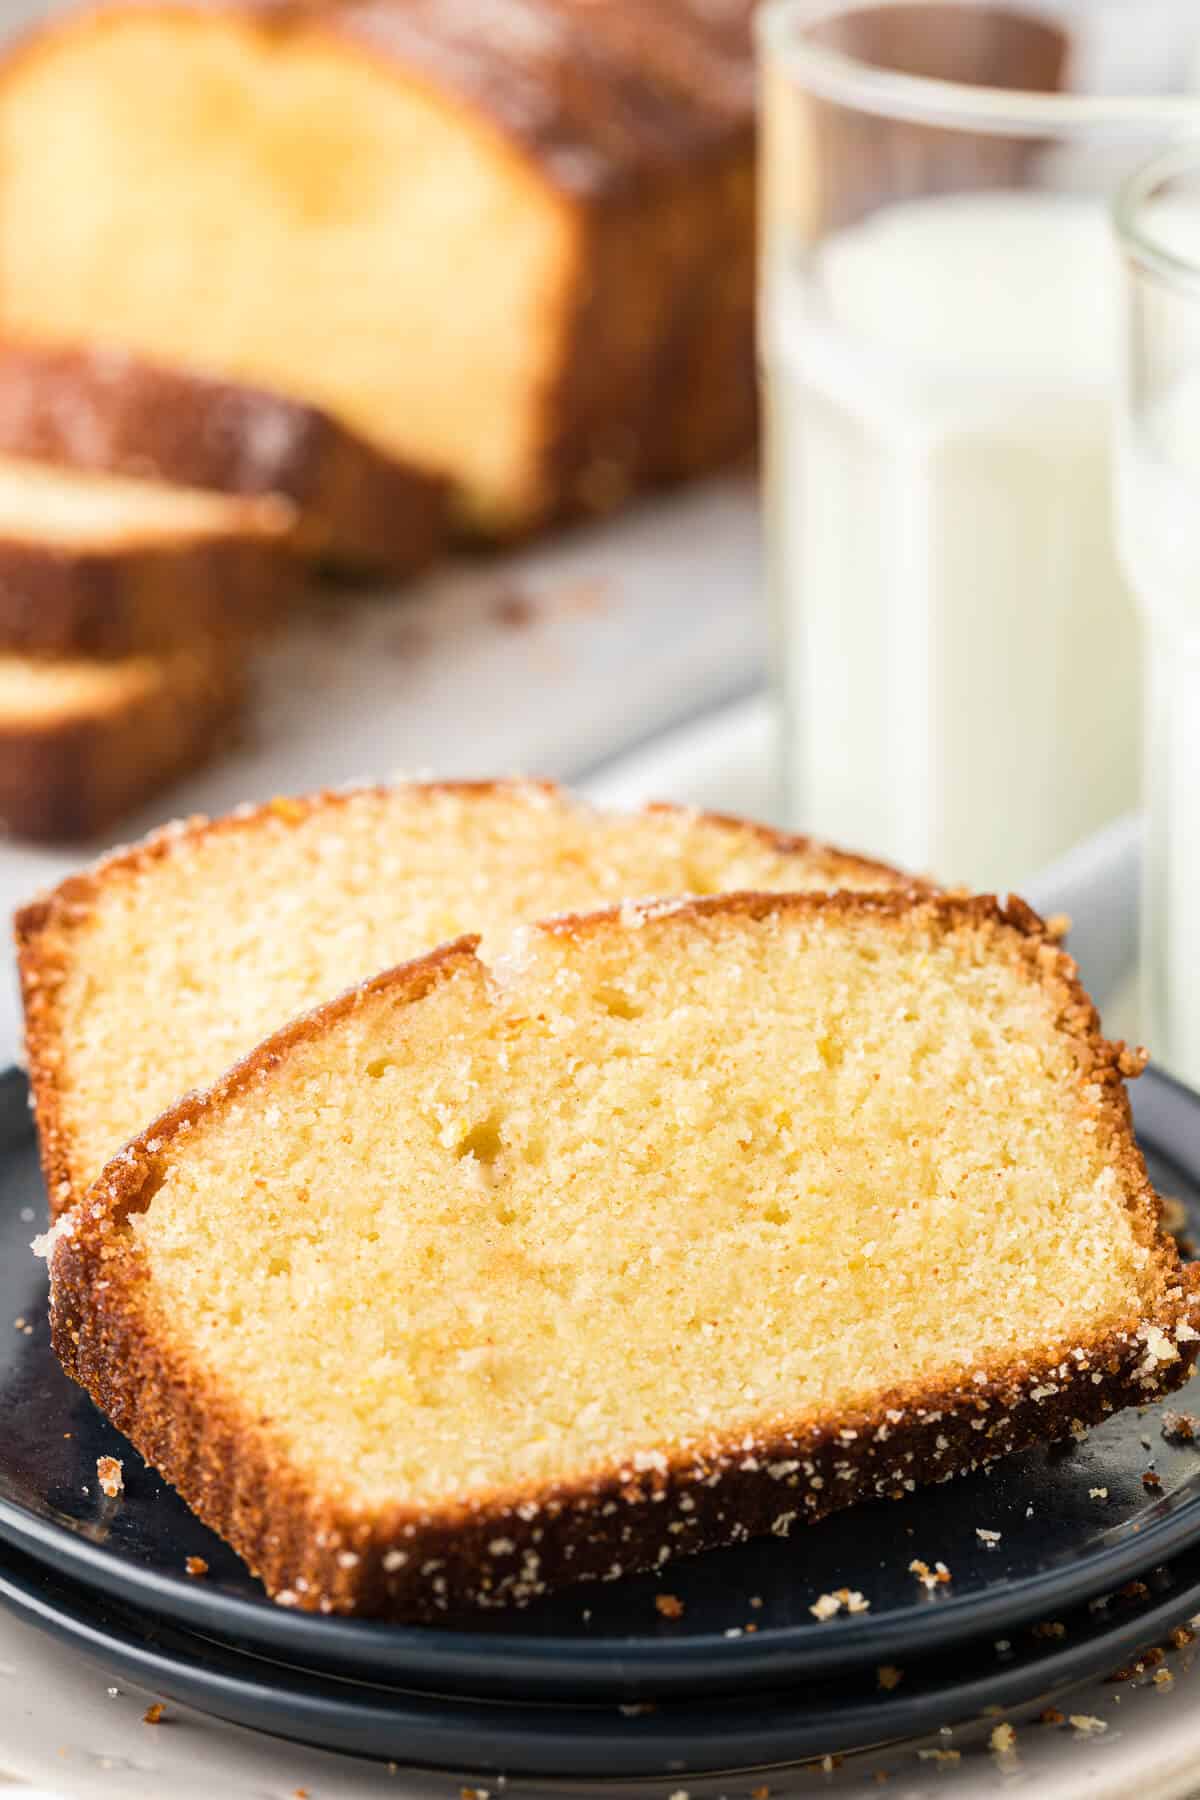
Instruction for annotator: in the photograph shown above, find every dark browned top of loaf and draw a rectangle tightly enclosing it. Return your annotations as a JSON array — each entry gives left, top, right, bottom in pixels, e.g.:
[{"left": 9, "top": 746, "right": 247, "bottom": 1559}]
[{"left": 21, "top": 0, "right": 754, "bottom": 194}]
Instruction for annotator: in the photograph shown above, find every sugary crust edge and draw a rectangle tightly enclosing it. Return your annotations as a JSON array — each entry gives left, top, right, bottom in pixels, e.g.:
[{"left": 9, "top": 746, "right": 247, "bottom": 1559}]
[
  {"left": 0, "top": 653, "right": 245, "bottom": 847},
  {"left": 0, "top": 342, "right": 450, "bottom": 574},
  {"left": 15, "top": 779, "right": 925, "bottom": 1217},
  {"left": 46, "top": 889, "right": 1200, "bottom": 1620},
  {"left": 0, "top": 528, "right": 296, "bottom": 659}
]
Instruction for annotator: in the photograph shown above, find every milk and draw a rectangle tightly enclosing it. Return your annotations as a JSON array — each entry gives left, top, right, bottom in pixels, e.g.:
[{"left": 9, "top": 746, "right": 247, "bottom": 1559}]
[
  {"left": 1118, "top": 370, "right": 1200, "bottom": 1087},
  {"left": 766, "top": 189, "right": 1140, "bottom": 891}
]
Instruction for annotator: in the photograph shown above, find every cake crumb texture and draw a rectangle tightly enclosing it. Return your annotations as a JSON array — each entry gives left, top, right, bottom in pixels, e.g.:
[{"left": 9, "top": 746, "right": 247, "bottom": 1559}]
[{"left": 48, "top": 891, "right": 1200, "bottom": 1618}]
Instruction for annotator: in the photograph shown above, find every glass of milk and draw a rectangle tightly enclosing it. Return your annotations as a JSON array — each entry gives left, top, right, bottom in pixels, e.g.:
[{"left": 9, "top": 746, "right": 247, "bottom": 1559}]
[
  {"left": 759, "top": 0, "right": 1199, "bottom": 890},
  {"left": 1113, "top": 141, "right": 1200, "bottom": 1089}
]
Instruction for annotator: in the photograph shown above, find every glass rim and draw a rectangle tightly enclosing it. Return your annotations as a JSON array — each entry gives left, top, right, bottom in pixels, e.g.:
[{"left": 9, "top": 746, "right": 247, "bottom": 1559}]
[
  {"left": 756, "top": 0, "right": 1200, "bottom": 139},
  {"left": 1113, "top": 138, "right": 1200, "bottom": 300}
]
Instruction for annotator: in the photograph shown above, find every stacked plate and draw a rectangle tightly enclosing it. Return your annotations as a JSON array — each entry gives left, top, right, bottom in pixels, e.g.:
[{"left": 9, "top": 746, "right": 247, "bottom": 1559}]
[{"left": 5, "top": 1062, "right": 1200, "bottom": 1785}]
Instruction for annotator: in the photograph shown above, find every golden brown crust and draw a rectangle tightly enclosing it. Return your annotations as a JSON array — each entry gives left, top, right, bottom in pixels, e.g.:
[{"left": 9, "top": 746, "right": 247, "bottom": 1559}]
[
  {"left": 15, "top": 780, "right": 920, "bottom": 1219},
  {"left": 537, "top": 0, "right": 756, "bottom": 494},
  {"left": 0, "top": 343, "right": 450, "bottom": 573},
  {"left": 0, "top": 527, "right": 295, "bottom": 659},
  {"left": 46, "top": 891, "right": 1200, "bottom": 1618},
  {"left": 0, "top": 0, "right": 755, "bottom": 531},
  {"left": 0, "top": 653, "right": 244, "bottom": 847},
  {"left": 339, "top": 0, "right": 757, "bottom": 524}
]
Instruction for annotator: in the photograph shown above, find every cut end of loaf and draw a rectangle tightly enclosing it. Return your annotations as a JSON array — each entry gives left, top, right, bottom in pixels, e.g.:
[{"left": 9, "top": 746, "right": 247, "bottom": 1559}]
[
  {"left": 0, "top": 4, "right": 581, "bottom": 529},
  {"left": 0, "top": 0, "right": 756, "bottom": 530},
  {"left": 49, "top": 891, "right": 1200, "bottom": 1618}
]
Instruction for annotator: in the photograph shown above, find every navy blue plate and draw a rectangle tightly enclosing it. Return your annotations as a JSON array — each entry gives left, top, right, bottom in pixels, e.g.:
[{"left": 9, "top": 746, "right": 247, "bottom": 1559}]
[
  {"left": 4, "top": 1529, "right": 1200, "bottom": 1779},
  {"left": 3, "top": 1064, "right": 1200, "bottom": 1704}
]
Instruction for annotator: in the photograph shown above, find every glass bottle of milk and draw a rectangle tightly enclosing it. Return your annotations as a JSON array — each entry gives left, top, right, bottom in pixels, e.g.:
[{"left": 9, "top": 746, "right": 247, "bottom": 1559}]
[
  {"left": 758, "top": 0, "right": 1195, "bottom": 892},
  {"left": 1114, "top": 144, "right": 1200, "bottom": 1089}
]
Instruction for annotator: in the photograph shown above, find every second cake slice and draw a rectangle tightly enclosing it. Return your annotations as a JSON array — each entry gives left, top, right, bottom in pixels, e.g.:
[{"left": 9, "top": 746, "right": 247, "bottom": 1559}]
[{"left": 18, "top": 782, "right": 916, "bottom": 1217}]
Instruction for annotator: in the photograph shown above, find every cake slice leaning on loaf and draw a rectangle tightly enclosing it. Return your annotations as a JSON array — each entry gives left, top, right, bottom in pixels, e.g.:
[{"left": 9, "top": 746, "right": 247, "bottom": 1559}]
[
  {"left": 45, "top": 892, "right": 1200, "bottom": 1619},
  {"left": 17, "top": 781, "right": 917, "bottom": 1218}
]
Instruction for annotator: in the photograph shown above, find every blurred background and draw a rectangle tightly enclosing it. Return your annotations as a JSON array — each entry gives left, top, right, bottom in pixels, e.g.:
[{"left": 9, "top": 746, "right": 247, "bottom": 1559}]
[{"left": 0, "top": 0, "right": 1195, "bottom": 1066}]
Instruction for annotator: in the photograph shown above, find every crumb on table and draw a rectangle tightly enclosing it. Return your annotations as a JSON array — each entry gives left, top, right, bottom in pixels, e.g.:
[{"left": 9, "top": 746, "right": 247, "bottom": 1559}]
[
  {"left": 142, "top": 1703, "right": 165, "bottom": 1726},
  {"left": 654, "top": 1592, "right": 684, "bottom": 1620}
]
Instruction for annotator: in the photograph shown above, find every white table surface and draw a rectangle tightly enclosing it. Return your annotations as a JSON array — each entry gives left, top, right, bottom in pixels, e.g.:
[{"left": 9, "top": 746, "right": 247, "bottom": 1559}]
[{"left": 0, "top": 476, "right": 1190, "bottom": 1797}]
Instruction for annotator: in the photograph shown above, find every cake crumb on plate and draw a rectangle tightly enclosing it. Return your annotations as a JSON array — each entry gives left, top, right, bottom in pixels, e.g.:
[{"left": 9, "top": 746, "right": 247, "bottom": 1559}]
[{"left": 96, "top": 1456, "right": 123, "bottom": 1498}]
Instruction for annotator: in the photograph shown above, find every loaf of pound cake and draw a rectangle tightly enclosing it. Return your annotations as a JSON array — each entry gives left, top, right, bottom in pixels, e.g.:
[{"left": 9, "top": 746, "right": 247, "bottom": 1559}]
[
  {"left": 44, "top": 892, "right": 1200, "bottom": 1618},
  {"left": 0, "top": 649, "right": 243, "bottom": 843},
  {"left": 0, "top": 454, "right": 296, "bottom": 658},
  {"left": 0, "top": 343, "right": 450, "bottom": 574},
  {"left": 17, "top": 781, "right": 916, "bottom": 1217},
  {"left": 0, "top": 0, "right": 756, "bottom": 532}
]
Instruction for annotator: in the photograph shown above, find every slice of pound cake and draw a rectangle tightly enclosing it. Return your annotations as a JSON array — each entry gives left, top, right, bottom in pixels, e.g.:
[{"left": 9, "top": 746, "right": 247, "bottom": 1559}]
[
  {"left": 17, "top": 782, "right": 914, "bottom": 1217},
  {"left": 46, "top": 892, "right": 1200, "bottom": 1618},
  {"left": 0, "top": 343, "right": 449, "bottom": 575},
  {"left": 0, "top": 454, "right": 296, "bottom": 658},
  {"left": 0, "top": 648, "right": 243, "bottom": 844}
]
